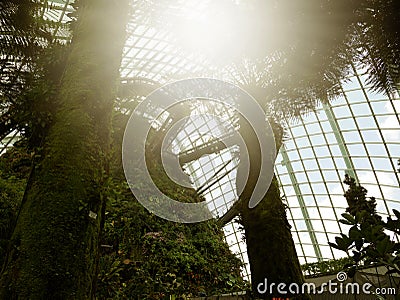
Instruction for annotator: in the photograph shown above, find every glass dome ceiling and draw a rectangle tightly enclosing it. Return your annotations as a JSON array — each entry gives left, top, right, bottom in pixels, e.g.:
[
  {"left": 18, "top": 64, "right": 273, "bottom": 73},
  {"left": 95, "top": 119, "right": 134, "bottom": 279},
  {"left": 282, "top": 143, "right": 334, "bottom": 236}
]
[{"left": 1, "top": 0, "right": 399, "bottom": 281}]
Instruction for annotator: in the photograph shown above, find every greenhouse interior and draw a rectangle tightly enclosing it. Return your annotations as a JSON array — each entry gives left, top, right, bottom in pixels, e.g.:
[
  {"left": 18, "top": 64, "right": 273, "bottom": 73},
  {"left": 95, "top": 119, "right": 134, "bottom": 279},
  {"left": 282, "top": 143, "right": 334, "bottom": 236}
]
[{"left": 0, "top": 0, "right": 399, "bottom": 299}]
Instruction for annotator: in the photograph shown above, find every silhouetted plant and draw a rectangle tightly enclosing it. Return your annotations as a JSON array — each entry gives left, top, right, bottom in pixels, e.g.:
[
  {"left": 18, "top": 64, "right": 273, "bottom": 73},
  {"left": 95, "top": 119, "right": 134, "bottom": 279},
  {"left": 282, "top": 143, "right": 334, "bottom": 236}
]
[{"left": 329, "top": 175, "right": 400, "bottom": 278}]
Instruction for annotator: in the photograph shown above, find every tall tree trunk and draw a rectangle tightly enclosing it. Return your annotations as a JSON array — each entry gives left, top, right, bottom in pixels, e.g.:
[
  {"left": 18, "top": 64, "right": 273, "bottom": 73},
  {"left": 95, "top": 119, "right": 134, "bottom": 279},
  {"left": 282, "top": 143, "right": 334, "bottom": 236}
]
[
  {"left": 237, "top": 117, "right": 309, "bottom": 299},
  {"left": 0, "top": 0, "right": 128, "bottom": 298},
  {"left": 240, "top": 177, "right": 309, "bottom": 299}
]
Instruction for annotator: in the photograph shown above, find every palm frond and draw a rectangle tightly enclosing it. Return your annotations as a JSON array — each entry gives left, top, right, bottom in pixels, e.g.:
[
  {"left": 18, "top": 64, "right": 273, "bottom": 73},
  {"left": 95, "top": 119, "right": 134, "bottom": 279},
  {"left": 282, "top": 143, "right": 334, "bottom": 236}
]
[{"left": 355, "top": 0, "right": 400, "bottom": 93}]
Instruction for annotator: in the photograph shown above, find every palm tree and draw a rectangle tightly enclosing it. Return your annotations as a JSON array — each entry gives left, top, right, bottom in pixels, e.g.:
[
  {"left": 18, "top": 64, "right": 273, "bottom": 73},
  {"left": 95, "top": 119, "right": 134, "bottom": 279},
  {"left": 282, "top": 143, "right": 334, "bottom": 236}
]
[
  {"left": 0, "top": 0, "right": 130, "bottom": 297},
  {"left": 354, "top": 0, "right": 400, "bottom": 93},
  {"left": 225, "top": 61, "right": 313, "bottom": 299},
  {"left": 218, "top": 1, "right": 399, "bottom": 298},
  {"left": 131, "top": 0, "right": 398, "bottom": 298}
]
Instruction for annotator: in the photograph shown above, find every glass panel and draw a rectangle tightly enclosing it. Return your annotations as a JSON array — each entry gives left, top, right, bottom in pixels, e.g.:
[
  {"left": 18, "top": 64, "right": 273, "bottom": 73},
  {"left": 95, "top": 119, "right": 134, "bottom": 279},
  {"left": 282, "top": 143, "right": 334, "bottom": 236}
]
[{"left": 14, "top": 2, "right": 400, "bottom": 273}]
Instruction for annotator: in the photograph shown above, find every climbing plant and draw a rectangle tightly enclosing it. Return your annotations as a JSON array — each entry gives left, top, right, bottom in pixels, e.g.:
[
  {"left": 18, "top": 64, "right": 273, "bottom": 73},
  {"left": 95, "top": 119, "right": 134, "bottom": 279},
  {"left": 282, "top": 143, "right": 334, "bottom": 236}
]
[
  {"left": 97, "top": 181, "right": 248, "bottom": 299},
  {"left": 96, "top": 113, "right": 248, "bottom": 298}
]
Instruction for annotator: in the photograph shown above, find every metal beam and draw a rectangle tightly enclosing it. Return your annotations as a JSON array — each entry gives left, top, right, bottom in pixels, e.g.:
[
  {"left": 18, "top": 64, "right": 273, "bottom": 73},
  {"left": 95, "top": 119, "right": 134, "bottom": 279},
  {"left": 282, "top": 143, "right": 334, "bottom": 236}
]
[
  {"left": 217, "top": 197, "right": 243, "bottom": 227},
  {"left": 322, "top": 102, "right": 359, "bottom": 183},
  {"left": 280, "top": 145, "right": 323, "bottom": 262},
  {"left": 178, "top": 133, "right": 235, "bottom": 165}
]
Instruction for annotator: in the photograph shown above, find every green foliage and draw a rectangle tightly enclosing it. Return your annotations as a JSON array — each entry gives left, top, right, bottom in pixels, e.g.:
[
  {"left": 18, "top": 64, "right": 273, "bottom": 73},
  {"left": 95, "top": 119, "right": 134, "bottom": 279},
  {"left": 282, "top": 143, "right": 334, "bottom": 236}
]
[
  {"left": 0, "top": 175, "right": 24, "bottom": 268},
  {"left": 329, "top": 175, "right": 400, "bottom": 278},
  {"left": 95, "top": 89, "right": 248, "bottom": 298},
  {"left": 301, "top": 257, "right": 353, "bottom": 277},
  {"left": 355, "top": 0, "right": 400, "bottom": 93},
  {"left": 1, "top": 0, "right": 130, "bottom": 297},
  {"left": 16, "top": 42, "right": 68, "bottom": 148},
  {"left": 96, "top": 175, "right": 248, "bottom": 299},
  {"left": 343, "top": 175, "right": 382, "bottom": 225},
  {"left": 0, "top": 0, "right": 48, "bottom": 54},
  {"left": 0, "top": 143, "right": 30, "bottom": 268},
  {"left": 0, "top": 0, "right": 68, "bottom": 151}
]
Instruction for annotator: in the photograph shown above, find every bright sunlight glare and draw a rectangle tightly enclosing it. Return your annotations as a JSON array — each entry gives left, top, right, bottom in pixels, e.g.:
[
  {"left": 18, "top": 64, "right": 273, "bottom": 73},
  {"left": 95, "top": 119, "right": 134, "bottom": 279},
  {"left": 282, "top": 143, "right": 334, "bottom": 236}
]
[
  {"left": 171, "top": 1, "right": 240, "bottom": 60},
  {"left": 165, "top": 0, "right": 286, "bottom": 63}
]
